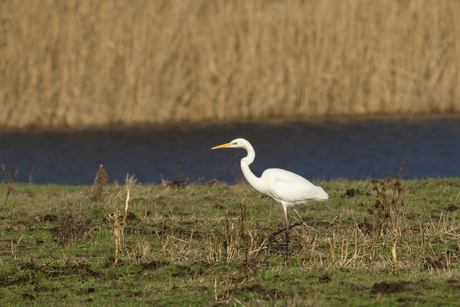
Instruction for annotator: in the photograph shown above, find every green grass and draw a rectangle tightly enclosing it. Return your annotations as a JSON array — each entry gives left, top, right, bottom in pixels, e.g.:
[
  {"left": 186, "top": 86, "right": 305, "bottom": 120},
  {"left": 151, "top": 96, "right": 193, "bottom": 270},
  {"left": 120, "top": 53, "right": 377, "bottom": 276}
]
[{"left": 0, "top": 178, "right": 459, "bottom": 306}]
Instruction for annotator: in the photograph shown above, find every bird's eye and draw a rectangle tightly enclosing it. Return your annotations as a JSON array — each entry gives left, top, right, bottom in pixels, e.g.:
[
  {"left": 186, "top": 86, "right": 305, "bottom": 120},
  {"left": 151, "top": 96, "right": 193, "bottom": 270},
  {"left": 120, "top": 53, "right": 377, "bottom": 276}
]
[{"left": 232, "top": 142, "right": 237, "bottom": 145}]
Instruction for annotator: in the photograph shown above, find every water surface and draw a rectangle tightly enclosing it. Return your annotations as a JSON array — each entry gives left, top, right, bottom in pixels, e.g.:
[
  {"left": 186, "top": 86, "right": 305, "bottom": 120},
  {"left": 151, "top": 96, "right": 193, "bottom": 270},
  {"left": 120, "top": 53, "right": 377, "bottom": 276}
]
[{"left": 1, "top": 116, "right": 460, "bottom": 185}]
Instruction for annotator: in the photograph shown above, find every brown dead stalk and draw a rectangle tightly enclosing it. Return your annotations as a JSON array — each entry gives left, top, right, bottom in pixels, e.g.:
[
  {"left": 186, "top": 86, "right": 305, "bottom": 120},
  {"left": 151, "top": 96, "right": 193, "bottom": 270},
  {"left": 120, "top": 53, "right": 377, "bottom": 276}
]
[
  {"left": 91, "top": 165, "right": 109, "bottom": 201},
  {"left": 110, "top": 174, "right": 135, "bottom": 267}
]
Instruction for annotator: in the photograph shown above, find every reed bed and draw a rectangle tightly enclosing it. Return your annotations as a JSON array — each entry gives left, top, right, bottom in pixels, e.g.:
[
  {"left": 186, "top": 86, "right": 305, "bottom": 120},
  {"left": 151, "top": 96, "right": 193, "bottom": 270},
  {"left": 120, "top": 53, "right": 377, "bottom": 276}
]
[{"left": 1, "top": 0, "right": 460, "bottom": 129}]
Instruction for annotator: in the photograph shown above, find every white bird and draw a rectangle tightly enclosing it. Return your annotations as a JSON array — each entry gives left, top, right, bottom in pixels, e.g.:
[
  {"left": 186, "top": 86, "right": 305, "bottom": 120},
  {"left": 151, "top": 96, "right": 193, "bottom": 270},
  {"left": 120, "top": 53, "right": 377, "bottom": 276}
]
[{"left": 212, "top": 138, "right": 328, "bottom": 261}]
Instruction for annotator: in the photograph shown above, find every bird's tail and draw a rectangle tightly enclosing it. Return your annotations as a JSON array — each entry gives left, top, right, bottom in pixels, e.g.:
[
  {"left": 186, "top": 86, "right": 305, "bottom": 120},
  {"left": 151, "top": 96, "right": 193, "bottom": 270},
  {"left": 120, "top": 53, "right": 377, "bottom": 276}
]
[{"left": 316, "top": 186, "right": 329, "bottom": 201}]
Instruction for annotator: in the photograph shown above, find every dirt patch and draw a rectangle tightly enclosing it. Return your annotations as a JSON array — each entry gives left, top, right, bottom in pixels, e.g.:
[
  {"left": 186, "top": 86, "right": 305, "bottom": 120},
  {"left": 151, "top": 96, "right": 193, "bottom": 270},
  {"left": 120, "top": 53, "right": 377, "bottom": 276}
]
[
  {"left": 339, "top": 189, "right": 363, "bottom": 198},
  {"left": 346, "top": 189, "right": 361, "bottom": 197},
  {"left": 447, "top": 204, "right": 458, "bottom": 212},
  {"left": 125, "top": 212, "right": 139, "bottom": 221},
  {"left": 17, "top": 262, "right": 36, "bottom": 270},
  {"left": 0, "top": 263, "right": 100, "bottom": 288},
  {"left": 424, "top": 258, "right": 447, "bottom": 270},
  {"left": 79, "top": 266, "right": 100, "bottom": 277},
  {"left": 19, "top": 263, "right": 100, "bottom": 278},
  {"left": 446, "top": 279, "right": 460, "bottom": 290},
  {"left": 371, "top": 281, "right": 411, "bottom": 295},
  {"left": 319, "top": 274, "right": 331, "bottom": 283},
  {"left": 141, "top": 261, "right": 169, "bottom": 270},
  {"left": 1, "top": 276, "right": 31, "bottom": 287},
  {"left": 22, "top": 293, "right": 36, "bottom": 300},
  {"left": 357, "top": 222, "right": 373, "bottom": 233},
  {"left": 43, "top": 214, "right": 57, "bottom": 221}
]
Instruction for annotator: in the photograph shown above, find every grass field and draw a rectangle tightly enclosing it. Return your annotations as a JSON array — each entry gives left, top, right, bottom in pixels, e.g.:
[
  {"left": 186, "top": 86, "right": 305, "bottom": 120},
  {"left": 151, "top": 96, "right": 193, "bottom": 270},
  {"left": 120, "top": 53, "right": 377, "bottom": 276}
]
[
  {"left": 0, "top": 173, "right": 459, "bottom": 305},
  {"left": 2, "top": 0, "right": 460, "bottom": 129}
]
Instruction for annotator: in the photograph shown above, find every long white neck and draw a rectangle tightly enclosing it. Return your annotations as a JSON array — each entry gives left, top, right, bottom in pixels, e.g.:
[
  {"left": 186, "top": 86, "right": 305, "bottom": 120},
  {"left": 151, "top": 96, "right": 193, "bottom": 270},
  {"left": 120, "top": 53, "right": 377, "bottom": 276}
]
[{"left": 240, "top": 141, "right": 268, "bottom": 194}]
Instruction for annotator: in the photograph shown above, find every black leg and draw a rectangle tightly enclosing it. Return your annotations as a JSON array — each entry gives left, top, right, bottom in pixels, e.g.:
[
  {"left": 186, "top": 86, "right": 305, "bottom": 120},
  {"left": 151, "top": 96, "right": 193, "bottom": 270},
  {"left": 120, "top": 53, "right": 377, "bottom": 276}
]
[
  {"left": 267, "top": 229, "right": 282, "bottom": 252},
  {"left": 285, "top": 220, "right": 290, "bottom": 261},
  {"left": 266, "top": 208, "right": 305, "bottom": 260}
]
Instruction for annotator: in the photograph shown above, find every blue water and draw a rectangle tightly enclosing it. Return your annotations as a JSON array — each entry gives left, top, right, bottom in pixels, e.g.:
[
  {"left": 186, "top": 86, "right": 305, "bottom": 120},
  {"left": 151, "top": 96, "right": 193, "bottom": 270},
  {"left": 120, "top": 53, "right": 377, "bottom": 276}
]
[{"left": 1, "top": 116, "right": 460, "bottom": 185}]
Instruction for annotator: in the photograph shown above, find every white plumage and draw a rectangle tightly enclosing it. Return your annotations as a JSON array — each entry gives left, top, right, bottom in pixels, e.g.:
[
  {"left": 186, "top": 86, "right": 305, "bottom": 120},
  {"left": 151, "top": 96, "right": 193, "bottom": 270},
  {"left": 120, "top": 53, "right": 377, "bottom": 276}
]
[
  {"left": 261, "top": 168, "right": 328, "bottom": 207},
  {"left": 212, "top": 138, "right": 329, "bottom": 261}
]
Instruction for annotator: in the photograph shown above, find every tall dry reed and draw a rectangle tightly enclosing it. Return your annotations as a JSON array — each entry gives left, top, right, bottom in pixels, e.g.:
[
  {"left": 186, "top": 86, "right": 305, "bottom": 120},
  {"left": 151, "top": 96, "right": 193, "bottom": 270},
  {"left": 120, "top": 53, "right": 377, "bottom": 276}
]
[{"left": 1, "top": 0, "right": 459, "bottom": 129}]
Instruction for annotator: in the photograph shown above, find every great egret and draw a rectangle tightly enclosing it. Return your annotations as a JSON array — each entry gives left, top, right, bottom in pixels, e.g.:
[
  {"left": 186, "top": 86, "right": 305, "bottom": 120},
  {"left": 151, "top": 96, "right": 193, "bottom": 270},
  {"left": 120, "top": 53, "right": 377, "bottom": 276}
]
[{"left": 212, "top": 138, "right": 329, "bottom": 261}]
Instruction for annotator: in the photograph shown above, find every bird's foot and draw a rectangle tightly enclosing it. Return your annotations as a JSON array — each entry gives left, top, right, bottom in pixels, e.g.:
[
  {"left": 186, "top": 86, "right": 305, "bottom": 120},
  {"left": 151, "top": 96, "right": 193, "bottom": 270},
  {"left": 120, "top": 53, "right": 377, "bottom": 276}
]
[{"left": 267, "top": 233, "right": 285, "bottom": 254}]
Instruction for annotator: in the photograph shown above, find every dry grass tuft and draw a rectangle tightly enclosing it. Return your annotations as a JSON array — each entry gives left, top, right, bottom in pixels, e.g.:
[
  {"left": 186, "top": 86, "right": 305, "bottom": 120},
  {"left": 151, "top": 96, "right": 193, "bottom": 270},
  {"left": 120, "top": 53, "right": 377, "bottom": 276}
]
[
  {"left": 2, "top": 165, "right": 18, "bottom": 206},
  {"left": 1, "top": 0, "right": 460, "bottom": 129},
  {"left": 56, "top": 214, "right": 88, "bottom": 247},
  {"left": 91, "top": 165, "right": 108, "bottom": 201},
  {"left": 368, "top": 167, "right": 406, "bottom": 235},
  {"left": 109, "top": 174, "right": 137, "bottom": 266},
  {"left": 160, "top": 160, "right": 190, "bottom": 189}
]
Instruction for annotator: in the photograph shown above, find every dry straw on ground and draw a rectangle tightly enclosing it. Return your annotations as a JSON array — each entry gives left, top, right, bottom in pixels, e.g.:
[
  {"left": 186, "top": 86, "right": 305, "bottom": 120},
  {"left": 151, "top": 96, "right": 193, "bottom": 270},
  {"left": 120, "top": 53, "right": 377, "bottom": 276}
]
[{"left": 1, "top": 0, "right": 460, "bottom": 129}]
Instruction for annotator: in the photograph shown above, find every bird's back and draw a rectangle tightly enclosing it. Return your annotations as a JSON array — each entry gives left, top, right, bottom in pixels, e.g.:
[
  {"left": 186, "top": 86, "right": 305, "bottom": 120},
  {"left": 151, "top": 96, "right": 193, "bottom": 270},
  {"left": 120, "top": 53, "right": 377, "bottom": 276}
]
[{"left": 260, "top": 168, "right": 329, "bottom": 207}]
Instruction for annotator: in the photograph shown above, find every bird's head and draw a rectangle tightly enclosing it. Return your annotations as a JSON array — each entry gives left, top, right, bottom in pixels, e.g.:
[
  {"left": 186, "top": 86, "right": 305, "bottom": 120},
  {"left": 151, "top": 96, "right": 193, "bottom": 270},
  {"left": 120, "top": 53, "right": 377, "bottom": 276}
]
[{"left": 212, "top": 138, "right": 248, "bottom": 150}]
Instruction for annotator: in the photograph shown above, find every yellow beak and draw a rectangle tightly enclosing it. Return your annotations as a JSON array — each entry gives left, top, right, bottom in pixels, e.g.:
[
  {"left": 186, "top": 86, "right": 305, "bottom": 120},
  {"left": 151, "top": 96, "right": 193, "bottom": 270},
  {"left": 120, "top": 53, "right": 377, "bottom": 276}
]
[{"left": 211, "top": 143, "right": 231, "bottom": 150}]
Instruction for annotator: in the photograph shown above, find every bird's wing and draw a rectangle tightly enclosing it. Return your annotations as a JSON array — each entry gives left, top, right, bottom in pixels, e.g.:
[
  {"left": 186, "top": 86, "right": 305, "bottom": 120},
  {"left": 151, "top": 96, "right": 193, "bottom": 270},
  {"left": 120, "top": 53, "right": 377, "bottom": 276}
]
[{"left": 262, "top": 168, "right": 328, "bottom": 203}]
